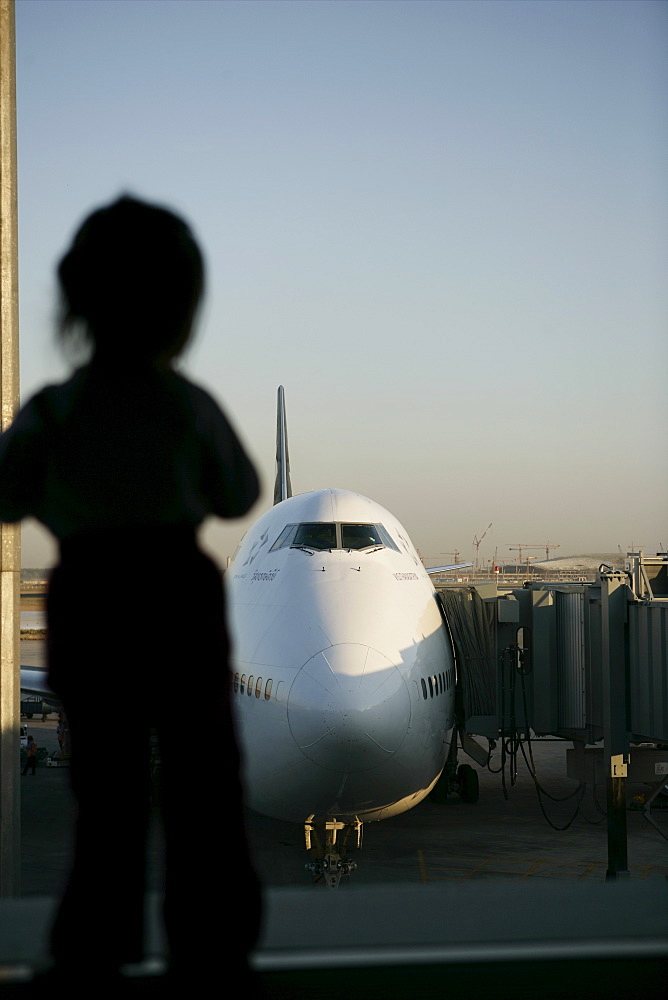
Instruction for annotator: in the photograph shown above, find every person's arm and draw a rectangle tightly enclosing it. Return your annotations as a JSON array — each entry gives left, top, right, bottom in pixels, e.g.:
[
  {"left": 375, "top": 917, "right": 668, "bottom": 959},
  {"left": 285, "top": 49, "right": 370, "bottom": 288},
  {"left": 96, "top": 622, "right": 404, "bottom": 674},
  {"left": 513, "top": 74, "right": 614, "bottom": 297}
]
[
  {"left": 195, "top": 388, "right": 260, "bottom": 519},
  {"left": 0, "top": 395, "right": 46, "bottom": 523}
]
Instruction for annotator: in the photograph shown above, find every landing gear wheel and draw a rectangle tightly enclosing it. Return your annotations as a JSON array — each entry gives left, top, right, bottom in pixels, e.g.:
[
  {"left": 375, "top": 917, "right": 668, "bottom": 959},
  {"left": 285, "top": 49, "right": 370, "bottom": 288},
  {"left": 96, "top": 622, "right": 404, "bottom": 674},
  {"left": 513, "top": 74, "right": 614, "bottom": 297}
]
[{"left": 457, "top": 764, "right": 479, "bottom": 803}]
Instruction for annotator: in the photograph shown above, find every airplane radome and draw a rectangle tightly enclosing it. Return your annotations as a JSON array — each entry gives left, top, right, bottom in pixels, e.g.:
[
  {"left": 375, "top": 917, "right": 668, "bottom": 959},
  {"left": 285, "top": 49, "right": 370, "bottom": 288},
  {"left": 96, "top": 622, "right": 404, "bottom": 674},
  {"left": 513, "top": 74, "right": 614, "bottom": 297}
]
[{"left": 227, "top": 390, "right": 465, "bottom": 881}]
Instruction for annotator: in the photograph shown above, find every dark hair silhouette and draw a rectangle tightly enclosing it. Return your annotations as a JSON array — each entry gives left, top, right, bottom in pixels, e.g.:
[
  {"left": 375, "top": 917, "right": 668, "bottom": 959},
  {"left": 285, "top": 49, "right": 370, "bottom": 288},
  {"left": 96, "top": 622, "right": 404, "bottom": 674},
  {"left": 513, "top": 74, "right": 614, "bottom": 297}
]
[{"left": 57, "top": 195, "right": 205, "bottom": 362}]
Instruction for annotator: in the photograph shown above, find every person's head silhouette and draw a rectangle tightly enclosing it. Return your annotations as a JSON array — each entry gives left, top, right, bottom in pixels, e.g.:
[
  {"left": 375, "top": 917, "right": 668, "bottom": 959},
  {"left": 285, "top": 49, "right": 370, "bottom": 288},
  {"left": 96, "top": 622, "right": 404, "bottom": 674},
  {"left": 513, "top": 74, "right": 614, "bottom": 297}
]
[{"left": 57, "top": 194, "right": 204, "bottom": 364}]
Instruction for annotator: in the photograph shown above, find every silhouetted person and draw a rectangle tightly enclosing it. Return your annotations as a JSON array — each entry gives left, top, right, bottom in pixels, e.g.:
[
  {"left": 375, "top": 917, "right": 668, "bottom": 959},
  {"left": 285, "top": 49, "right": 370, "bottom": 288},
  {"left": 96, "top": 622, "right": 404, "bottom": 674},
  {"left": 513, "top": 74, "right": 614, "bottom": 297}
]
[
  {"left": 0, "top": 195, "right": 261, "bottom": 984},
  {"left": 22, "top": 735, "right": 38, "bottom": 775}
]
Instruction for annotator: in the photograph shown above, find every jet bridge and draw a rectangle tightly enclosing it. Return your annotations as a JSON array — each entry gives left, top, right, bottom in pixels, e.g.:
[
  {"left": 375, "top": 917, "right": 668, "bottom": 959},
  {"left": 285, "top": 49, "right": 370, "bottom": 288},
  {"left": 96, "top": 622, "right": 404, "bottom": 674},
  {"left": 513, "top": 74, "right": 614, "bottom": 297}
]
[{"left": 437, "top": 552, "right": 668, "bottom": 878}]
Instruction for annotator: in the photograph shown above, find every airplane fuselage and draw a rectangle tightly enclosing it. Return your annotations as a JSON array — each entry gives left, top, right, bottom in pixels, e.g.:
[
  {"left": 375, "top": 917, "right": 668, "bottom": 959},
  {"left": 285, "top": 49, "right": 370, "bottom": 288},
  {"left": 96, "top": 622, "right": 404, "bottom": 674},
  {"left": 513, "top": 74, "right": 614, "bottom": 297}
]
[{"left": 227, "top": 488, "right": 456, "bottom": 824}]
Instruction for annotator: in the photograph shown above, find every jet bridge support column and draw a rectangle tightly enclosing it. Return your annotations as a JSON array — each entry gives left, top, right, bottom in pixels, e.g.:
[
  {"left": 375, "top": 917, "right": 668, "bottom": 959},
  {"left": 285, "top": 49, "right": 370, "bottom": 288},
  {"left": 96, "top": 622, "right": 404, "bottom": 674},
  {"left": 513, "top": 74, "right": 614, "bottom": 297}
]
[{"left": 600, "top": 570, "right": 630, "bottom": 880}]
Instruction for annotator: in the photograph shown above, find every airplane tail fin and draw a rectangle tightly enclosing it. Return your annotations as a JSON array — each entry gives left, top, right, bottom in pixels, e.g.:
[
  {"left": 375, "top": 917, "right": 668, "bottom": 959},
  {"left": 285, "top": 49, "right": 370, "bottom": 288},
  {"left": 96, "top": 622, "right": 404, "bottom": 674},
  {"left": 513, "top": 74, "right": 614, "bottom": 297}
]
[{"left": 274, "top": 385, "right": 292, "bottom": 505}]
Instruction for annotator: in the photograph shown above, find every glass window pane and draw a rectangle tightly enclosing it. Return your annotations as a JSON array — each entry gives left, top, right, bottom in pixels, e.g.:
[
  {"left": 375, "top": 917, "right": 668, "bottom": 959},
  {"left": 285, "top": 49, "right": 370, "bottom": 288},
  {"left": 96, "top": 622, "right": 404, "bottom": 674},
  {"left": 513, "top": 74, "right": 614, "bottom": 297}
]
[
  {"left": 269, "top": 524, "right": 298, "bottom": 551},
  {"left": 341, "top": 524, "right": 382, "bottom": 549},
  {"left": 293, "top": 523, "right": 336, "bottom": 550},
  {"left": 376, "top": 523, "right": 400, "bottom": 551}
]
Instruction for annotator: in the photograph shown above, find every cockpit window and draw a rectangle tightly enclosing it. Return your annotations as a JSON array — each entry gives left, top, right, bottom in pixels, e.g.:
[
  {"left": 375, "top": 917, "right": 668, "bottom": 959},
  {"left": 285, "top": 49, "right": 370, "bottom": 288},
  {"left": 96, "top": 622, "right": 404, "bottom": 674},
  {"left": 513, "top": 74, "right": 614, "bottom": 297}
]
[
  {"left": 269, "top": 524, "right": 298, "bottom": 551},
  {"left": 376, "top": 523, "right": 400, "bottom": 552},
  {"left": 270, "top": 521, "right": 399, "bottom": 552},
  {"left": 341, "top": 524, "right": 382, "bottom": 549},
  {"left": 293, "top": 523, "right": 337, "bottom": 550}
]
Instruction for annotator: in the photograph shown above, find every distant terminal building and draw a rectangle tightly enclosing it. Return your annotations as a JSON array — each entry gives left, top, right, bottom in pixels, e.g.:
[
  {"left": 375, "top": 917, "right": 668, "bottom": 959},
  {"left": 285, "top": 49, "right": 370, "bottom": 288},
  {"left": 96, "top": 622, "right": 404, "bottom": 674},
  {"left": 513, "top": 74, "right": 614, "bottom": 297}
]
[
  {"left": 527, "top": 553, "right": 627, "bottom": 582},
  {"left": 433, "top": 553, "right": 628, "bottom": 587},
  {"left": 20, "top": 569, "right": 49, "bottom": 594}
]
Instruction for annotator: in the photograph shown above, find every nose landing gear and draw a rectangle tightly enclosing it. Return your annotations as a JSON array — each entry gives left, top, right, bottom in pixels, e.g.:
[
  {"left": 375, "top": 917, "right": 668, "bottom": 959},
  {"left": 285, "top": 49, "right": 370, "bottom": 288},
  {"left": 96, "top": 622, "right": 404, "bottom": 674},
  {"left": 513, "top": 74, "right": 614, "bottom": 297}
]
[{"left": 304, "top": 815, "right": 363, "bottom": 888}]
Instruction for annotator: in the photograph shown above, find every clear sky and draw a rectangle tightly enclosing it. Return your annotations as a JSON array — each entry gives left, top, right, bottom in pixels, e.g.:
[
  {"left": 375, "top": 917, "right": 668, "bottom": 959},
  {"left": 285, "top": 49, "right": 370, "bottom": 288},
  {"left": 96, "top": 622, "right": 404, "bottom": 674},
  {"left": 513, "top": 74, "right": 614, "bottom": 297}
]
[{"left": 14, "top": 0, "right": 667, "bottom": 569}]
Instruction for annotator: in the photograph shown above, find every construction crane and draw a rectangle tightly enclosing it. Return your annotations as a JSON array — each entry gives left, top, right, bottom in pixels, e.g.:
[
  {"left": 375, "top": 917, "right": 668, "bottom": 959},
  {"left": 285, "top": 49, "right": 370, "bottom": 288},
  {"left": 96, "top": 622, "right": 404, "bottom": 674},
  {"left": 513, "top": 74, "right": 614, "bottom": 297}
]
[
  {"left": 472, "top": 523, "right": 493, "bottom": 571},
  {"left": 508, "top": 547, "right": 541, "bottom": 575},
  {"left": 441, "top": 551, "right": 462, "bottom": 564},
  {"left": 508, "top": 544, "right": 541, "bottom": 565},
  {"left": 509, "top": 543, "right": 560, "bottom": 564}
]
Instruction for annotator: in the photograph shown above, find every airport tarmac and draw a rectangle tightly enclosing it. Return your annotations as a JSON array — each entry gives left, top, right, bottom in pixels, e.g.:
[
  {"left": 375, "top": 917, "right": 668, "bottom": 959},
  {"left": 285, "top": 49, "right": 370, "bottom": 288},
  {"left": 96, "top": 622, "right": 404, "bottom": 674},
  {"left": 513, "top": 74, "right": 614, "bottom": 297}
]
[
  {"left": 19, "top": 716, "right": 668, "bottom": 896},
  {"left": 10, "top": 712, "right": 667, "bottom": 997},
  {"left": 18, "top": 603, "right": 668, "bottom": 891}
]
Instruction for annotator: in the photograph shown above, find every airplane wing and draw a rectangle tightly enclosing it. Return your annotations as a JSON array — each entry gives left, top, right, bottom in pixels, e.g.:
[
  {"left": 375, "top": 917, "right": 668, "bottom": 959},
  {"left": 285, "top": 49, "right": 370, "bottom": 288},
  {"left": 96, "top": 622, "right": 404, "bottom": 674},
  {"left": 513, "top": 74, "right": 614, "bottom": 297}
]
[
  {"left": 20, "top": 666, "right": 60, "bottom": 706},
  {"left": 425, "top": 563, "right": 473, "bottom": 574}
]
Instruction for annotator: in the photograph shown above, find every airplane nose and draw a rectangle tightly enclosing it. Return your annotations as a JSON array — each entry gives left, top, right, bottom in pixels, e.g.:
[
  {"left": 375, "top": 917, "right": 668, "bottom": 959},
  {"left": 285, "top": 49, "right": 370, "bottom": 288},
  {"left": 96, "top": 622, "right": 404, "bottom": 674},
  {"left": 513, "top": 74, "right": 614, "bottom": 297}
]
[{"left": 287, "top": 644, "right": 411, "bottom": 772}]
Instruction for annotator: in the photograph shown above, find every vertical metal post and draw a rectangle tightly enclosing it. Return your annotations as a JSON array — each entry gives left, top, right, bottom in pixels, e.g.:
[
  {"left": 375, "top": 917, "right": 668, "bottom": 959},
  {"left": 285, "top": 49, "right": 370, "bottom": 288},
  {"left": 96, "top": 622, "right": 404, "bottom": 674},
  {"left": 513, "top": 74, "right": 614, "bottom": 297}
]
[
  {"left": 0, "top": 0, "right": 21, "bottom": 897},
  {"left": 600, "top": 571, "right": 630, "bottom": 880}
]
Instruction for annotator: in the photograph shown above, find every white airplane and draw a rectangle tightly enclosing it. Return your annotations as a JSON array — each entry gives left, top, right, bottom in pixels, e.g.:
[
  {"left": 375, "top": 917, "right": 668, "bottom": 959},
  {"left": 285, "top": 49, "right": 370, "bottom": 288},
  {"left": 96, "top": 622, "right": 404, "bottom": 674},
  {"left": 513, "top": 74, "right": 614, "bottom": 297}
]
[{"left": 227, "top": 387, "right": 475, "bottom": 883}]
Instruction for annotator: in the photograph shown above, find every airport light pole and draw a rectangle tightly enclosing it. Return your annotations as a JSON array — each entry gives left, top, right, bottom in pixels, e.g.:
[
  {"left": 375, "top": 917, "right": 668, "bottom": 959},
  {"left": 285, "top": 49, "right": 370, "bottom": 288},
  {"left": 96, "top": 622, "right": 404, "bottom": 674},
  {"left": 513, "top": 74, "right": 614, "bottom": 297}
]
[{"left": 0, "top": 0, "right": 21, "bottom": 897}]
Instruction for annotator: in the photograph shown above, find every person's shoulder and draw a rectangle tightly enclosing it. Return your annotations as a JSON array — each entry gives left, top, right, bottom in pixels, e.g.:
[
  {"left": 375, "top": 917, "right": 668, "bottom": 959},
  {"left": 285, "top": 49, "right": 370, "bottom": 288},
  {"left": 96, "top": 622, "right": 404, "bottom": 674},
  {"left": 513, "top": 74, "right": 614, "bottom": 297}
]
[
  {"left": 3, "top": 372, "right": 80, "bottom": 434},
  {"left": 170, "top": 371, "right": 232, "bottom": 424},
  {"left": 171, "top": 371, "right": 219, "bottom": 405},
  {"left": 27, "top": 369, "right": 89, "bottom": 422}
]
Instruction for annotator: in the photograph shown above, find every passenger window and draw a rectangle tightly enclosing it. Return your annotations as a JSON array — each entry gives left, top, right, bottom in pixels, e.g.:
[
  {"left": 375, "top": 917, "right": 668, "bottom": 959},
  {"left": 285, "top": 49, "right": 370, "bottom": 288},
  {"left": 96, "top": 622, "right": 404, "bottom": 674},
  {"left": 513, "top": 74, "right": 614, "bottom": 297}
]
[
  {"left": 247, "top": 675, "right": 254, "bottom": 696},
  {"left": 240, "top": 674, "right": 246, "bottom": 695},
  {"left": 264, "top": 679, "right": 273, "bottom": 700},
  {"left": 255, "top": 677, "right": 262, "bottom": 698},
  {"left": 233, "top": 672, "right": 239, "bottom": 693},
  {"left": 341, "top": 524, "right": 382, "bottom": 549},
  {"left": 293, "top": 523, "right": 336, "bottom": 550}
]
